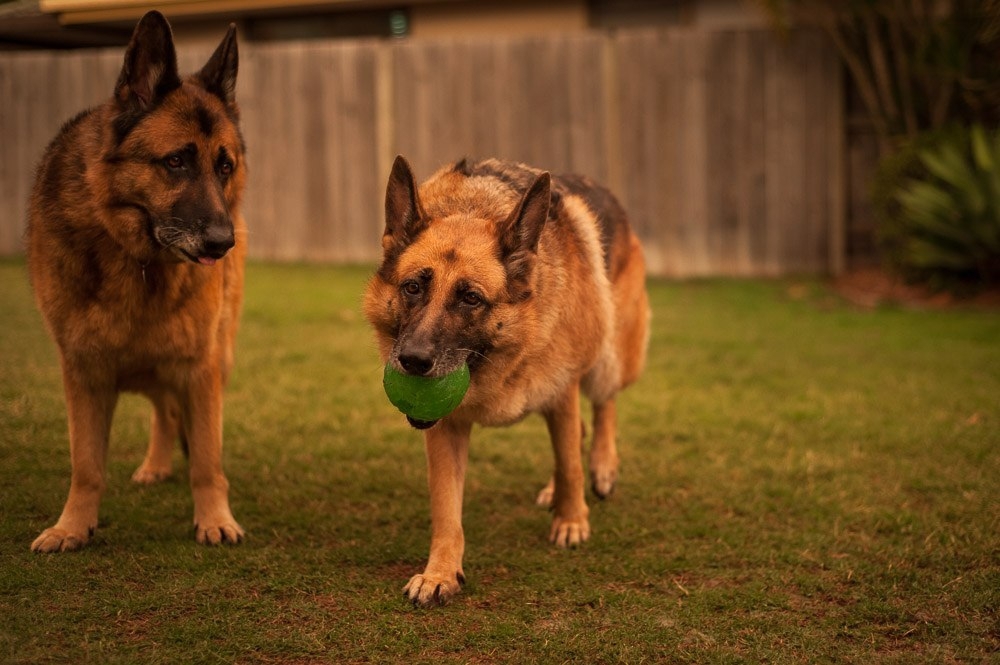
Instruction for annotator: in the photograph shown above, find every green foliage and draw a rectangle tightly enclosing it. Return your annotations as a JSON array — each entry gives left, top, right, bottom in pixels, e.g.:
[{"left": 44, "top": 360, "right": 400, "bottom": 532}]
[
  {"left": 878, "top": 125, "right": 1000, "bottom": 288},
  {"left": 752, "top": 0, "right": 1000, "bottom": 140},
  {"left": 2, "top": 262, "right": 999, "bottom": 663}
]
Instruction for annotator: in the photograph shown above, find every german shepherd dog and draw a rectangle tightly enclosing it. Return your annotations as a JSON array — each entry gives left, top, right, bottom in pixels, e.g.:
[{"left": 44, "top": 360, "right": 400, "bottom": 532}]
[
  {"left": 364, "top": 156, "right": 650, "bottom": 606},
  {"left": 26, "top": 11, "right": 247, "bottom": 552}
]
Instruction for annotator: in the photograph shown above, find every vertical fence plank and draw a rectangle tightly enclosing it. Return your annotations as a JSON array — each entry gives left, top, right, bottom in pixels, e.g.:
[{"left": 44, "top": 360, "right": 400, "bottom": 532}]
[
  {"left": 737, "top": 31, "right": 769, "bottom": 275},
  {"left": 798, "top": 30, "right": 829, "bottom": 273},
  {"left": 0, "top": 55, "right": 17, "bottom": 254},
  {"left": 614, "top": 30, "right": 661, "bottom": 271},
  {"left": 825, "top": 35, "right": 846, "bottom": 276},
  {"left": 704, "top": 29, "right": 737, "bottom": 275},
  {"left": 677, "top": 29, "right": 711, "bottom": 276},
  {"left": 336, "top": 41, "right": 382, "bottom": 260}
]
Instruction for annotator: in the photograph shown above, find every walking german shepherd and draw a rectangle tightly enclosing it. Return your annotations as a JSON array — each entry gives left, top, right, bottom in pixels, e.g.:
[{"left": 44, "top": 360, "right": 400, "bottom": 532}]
[
  {"left": 364, "top": 156, "right": 650, "bottom": 606},
  {"left": 26, "top": 11, "right": 247, "bottom": 552}
]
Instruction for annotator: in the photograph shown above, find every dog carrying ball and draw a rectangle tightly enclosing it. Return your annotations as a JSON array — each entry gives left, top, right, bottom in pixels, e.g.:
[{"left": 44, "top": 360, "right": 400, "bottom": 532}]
[{"left": 383, "top": 363, "right": 470, "bottom": 423}]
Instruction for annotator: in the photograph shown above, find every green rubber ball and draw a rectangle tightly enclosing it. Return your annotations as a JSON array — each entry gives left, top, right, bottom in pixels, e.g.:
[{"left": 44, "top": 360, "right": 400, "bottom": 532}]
[{"left": 383, "top": 363, "right": 470, "bottom": 422}]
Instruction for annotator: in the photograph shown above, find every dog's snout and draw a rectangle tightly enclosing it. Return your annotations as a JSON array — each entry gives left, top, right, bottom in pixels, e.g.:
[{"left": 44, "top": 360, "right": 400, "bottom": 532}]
[{"left": 399, "top": 351, "right": 434, "bottom": 376}]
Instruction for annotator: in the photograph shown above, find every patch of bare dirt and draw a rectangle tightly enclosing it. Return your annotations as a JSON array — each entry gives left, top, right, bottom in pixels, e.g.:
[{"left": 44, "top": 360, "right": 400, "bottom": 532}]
[{"left": 832, "top": 267, "right": 1000, "bottom": 310}]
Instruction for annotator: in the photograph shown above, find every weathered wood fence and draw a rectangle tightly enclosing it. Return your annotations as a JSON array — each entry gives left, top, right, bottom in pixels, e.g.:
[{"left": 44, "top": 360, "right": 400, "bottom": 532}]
[{"left": 0, "top": 27, "right": 843, "bottom": 276}]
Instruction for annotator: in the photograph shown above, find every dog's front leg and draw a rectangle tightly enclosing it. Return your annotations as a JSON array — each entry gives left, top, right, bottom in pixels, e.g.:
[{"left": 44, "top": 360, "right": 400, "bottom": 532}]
[
  {"left": 184, "top": 364, "right": 243, "bottom": 545},
  {"left": 404, "top": 418, "right": 471, "bottom": 607},
  {"left": 32, "top": 363, "right": 117, "bottom": 552},
  {"left": 545, "top": 382, "right": 591, "bottom": 547}
]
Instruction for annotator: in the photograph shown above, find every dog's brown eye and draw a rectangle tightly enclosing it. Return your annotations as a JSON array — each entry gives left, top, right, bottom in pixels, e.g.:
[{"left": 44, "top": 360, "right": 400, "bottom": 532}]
[
  {"left": 462, "top": 292, "right": 483, "bottom": 307},
  {"left": 218, "top": 161, "right": 233, "bottom": 177},
  {"left": 165, "top": 155, "right": 184, "bottom": 169},
  {"left": 401, "top": 281, "right": 422, "bottom": 297}
]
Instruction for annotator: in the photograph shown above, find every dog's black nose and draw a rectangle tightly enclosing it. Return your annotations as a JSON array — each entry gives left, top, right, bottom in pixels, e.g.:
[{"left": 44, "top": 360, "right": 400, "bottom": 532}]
[
  {"left": 399, "top": 353, "right": 434, "bottom": 376},
  {"left": 203, "top": 223, "right": 235, "bottom": 259}
]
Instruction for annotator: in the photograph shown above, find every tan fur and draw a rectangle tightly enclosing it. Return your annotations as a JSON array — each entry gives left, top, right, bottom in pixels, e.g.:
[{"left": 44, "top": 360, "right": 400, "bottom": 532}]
[
  {"left": 26, "top": 12, "right": 247, "bottom": 552},
  {"left": 364, "top": 156, "right": 650, "bottom": 606}
]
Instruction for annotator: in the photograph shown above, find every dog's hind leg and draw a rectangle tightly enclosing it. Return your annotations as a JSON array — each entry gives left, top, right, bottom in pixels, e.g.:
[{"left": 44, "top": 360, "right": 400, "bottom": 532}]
[
  {"left": 586, "top": 230, "right": 650, "bottom": 501},
  {"left": 132, "top": 391, "right": 179, "bottom": 484},
  {"left": 535, "top": 477, "right": 555, "bottom": 507},
  {"left": 535, "top": 419, "right": 586, "bottom": 507},
  {"left": 589, "top": 399, "right": 619, "bottom": 499}
]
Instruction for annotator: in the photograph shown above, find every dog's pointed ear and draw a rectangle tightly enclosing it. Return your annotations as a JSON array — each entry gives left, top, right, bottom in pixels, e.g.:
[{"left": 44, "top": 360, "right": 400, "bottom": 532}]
[
  {"left": 498, "top": 172, "right": 549, "bottom": 298},
  {"left": 114, "top": 11, "right": 180, "bottom": 113},
  {"left": 384, "top": 155, "right": 427, "bottom": 248},
  {"left": 197, "top": 23, "right": 239, "bottom": 107},
  {"left": 499, "top": 172, "right": 550, "bottom": 259}
]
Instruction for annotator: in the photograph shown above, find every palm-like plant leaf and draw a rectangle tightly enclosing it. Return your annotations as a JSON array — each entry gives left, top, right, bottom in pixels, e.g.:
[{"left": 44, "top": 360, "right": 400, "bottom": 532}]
[{"left": 893, "top": 124, "right": 1000, "bottom": 283}]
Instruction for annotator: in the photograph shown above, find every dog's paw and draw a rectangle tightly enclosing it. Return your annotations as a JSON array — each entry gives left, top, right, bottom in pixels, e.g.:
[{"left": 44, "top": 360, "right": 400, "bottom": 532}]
[
  {"left": 403, "top": 570, "right": 465, "bottom": 607},
  {"left": 31, "top": 525, "right": 93, "bottom": 553},
  {"left": 194, "top": 519, "right": 244, "bottom": 546},
  {"left": 131, "top": 463, "right": 172, "bottom": 484},
  {"left": 535, "top": 477, "right": 555, "bottom": 507},
  {"left": 590, "top": 466, "right": 617, "bottom": 499},
  {"left": 549, "top": 515, "right": 590, "bottom": 548}
]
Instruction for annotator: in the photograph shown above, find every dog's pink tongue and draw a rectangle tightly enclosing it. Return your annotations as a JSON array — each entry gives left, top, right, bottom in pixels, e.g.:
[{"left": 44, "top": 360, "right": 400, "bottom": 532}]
[{"left": 198, "top": 257, "right": 217, "bottom": 266}]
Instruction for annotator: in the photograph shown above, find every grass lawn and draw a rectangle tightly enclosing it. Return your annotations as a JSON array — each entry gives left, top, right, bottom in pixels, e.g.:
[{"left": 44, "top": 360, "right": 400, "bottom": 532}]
[{"left": 1, "top": 259, "right": 998, "bottom": 664}]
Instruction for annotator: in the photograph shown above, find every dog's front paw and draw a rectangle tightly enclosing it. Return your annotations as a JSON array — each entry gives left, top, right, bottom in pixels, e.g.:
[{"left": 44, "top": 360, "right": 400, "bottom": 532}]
[
  {"left": 31, "top": 524, "right": 94, "bottom": 553},
  {"left": 194, "top": 517, "right": 244, "bottom": 545},
  {"left": 549, "top": 515, "right": 590, "bottom": 548},
  {"left": 403, "top": 570, "right": 465, "bottom": 607},
  {"left": 131, "top": 463, "right": 172, "bottom": 484}
]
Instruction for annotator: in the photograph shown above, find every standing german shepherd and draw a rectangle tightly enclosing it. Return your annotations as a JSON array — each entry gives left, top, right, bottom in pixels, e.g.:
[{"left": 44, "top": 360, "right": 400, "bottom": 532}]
[
  {"left": 364, "top": 156, "right": 650, "bottom": 606},
  {"left": 26, "top": 11, "right": 247, "bottom": 552}
]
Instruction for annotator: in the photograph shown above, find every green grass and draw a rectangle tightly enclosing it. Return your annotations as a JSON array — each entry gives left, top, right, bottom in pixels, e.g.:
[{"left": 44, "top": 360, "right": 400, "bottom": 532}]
[{"left": 1, "top": 259, "right": 998, "bottom": 664}]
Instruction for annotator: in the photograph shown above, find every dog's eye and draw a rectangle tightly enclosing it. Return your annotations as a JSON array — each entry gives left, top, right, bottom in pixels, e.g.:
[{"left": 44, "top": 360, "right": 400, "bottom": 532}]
[
  {"left": 218, "top": 160, "right": 233, "bottom": 177},
  {"left": 461, "top": 292, "right": 483, "bottom": 307},
  {"left": 401, "top": 281, "right": 422, "bottom": 297},
  {"left": 165, "top": 154, "right": 184, "bottom": 170}
]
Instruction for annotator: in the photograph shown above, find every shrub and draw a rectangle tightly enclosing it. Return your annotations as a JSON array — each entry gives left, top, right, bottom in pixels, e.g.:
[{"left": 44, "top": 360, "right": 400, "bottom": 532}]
[{"left": 876, "top": 125, "right": 1000, "bottom": 290}]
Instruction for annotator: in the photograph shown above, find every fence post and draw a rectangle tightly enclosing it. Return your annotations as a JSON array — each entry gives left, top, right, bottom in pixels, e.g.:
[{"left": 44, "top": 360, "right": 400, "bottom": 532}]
[
  {"left": 601, "top": 32, "right": 625, "bottom": 211},
  {"left": 374, "top": 40, "right": 395, "bottom": 244},
  {"left": 827, "top": 54, "right": 846, "bottom": 276}
]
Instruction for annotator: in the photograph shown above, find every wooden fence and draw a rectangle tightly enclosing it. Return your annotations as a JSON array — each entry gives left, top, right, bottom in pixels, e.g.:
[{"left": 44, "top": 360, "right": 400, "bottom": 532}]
[{"left": 0, "top": 27, "right": 843, "bottom": 276}]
